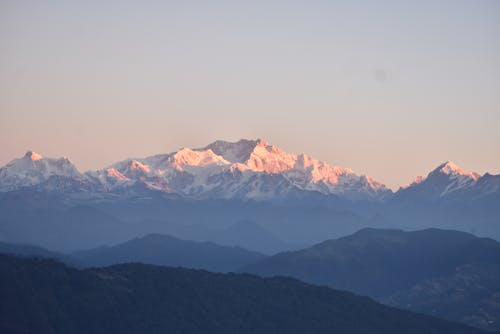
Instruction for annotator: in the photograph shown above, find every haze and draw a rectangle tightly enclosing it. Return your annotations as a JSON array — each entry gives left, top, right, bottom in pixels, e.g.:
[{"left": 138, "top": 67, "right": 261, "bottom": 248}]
[{"left": 1, "top": 0, "right": 499, "bottom": 189}]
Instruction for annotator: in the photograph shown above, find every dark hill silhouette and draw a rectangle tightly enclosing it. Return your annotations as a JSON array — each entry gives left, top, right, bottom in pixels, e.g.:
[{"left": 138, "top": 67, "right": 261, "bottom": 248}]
[
  {"left": 242, "top": 228, "right": 500, "bottom": 331},
  {"left": 0, "top": 254, "right": 489, "bottom": 334}
]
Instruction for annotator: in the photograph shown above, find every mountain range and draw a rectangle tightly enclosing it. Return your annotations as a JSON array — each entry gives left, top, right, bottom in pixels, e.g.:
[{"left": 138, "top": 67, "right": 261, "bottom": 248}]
[
  {"left": 1, "top": 233, "right": 265, "bottom": 273},
  {"left": 71, "top": 233, "right": 265, "bottom": 272},
  {"left": 0, "top": 139, "right": 391, "bottom": 200},
  {"left": 2, "top": 139, "right": 497, "bottom": 202},
  {"left": 0, "top": 138, "right": 499, "bottom": 252}
]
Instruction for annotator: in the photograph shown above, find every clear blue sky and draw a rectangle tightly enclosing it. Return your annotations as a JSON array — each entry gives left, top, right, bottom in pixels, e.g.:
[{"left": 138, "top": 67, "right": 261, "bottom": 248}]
[{"left": 1, "top": 0, "right": 499, "bottom": 188}]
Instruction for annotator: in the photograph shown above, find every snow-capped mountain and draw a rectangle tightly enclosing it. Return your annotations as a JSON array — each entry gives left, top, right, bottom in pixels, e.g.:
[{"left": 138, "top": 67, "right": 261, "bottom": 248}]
[
  {"left": 0, "top": 151, "right": 89, "bottom": 192},
  {"left": 91, "top": 139, "right": 391, "bottom": 200},
  {"left": 396, "top": 161, "right": 486, "bottom": 200},
  {"left": 1, "top": 141, "right": 497, "bottom": 203}
]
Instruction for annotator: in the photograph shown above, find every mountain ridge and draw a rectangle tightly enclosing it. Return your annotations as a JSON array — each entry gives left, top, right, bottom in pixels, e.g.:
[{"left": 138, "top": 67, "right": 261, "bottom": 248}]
[
  {"left": 1, "top": 139, "right": 497, "bottom": 202},
  {"left": 71, "top": 233, "right": 265, "bottom": 272},
  {"left": 242, "top": 228, "right": 500, "bottom": 331}
]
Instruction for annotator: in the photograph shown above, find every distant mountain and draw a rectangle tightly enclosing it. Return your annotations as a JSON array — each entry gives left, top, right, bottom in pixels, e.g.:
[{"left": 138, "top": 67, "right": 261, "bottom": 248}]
[
  {"left": 0, "top": 204, "right": 139, "bottom": 251},
  {"left": 212, "top": 220, "right": 300, "bottom": 254},
  {"left": 1, "top": 144, "right": 498, "bottom": 203},
  {"left": 0, "top": 194, "right": 366, "bottom": 253},
  {"left": 395, "top": 161, "right": 488, "bottom": 200},
  {"left": 0, "top": 151, "right": 92, "bottom": 192},
  {"left": 0, "top": 254, "right": 488, "bottom": 334},
  {"left": 72, "top": 233, "right": 265, "bottom": 272},
  {"left": 242, "top": 228, "right": 500, "bottom": 331},
  {"left": 474, "top": 172, "right": 500, "bottom": 193},
  {"left": 0, "top": 143, "right": 498, "bottom": 249},
  {"left": 138, "top": 219, "right": 299, "bottom": 255},
  {"left": 0, "top": 233, "right": 267, "bottom": 273},
  {"left": 1, "top": 141, "right": 498, "bottom": 204},
  {"left": 384, "top": 161, "right": 500, "bottom": 240},
  {"left": 0, "top": 139, "right": 391, "bottom": 200}
]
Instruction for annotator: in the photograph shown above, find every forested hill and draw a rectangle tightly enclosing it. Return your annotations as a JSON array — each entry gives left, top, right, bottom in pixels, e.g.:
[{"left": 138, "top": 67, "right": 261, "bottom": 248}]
[{"left": 0, "top": 254, "right": 489, "bottom": 334}]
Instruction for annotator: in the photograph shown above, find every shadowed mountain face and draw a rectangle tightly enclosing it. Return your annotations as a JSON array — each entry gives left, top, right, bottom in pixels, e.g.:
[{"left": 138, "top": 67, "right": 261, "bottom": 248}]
[
  {"left": 72, "top": 233, "right": 265, "bottom": 272},
  {"left": 0, "top": 254, "right": 489, "bottom": 334},
  {"left": 242, "top": 228, "right": 500, "bottom": 331}
]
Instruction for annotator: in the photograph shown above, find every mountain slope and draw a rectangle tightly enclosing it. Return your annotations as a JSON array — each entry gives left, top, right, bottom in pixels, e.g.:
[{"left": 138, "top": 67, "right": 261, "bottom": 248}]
[
  {"left": 72, "top": 233, "right": 265, "bottom": 272},
  {"left": 0, "top": 151, "right": 91, "bottom": 192},
  {"left": 396, "top": 161, "right": 493, "bottom": 201},
  {"left": 242, "top": 228, "right": 500, "bottom": 331},
  {"left": 212, "top": 220, "right": 299, "bottom": 254},
  {"left": 137, "top": 219, "right": 300, "bottom": 255},
  {"left": 0, "top": 254, "right": 488, "bottom": 334}
]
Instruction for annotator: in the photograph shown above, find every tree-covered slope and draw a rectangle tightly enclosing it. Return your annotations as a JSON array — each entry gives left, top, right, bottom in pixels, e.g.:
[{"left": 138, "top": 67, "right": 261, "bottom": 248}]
[
  {"left": 242, "top": 228, "right": 500, "bottom": 330},
  {"left": 0, "top": 254, "right": 489, "bottom": 334}
]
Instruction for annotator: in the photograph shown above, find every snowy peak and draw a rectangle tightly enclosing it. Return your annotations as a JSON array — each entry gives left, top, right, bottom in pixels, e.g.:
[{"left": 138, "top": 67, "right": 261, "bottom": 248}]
[
  {"left": 89, "top": 138, "right": 390, "bottom": 200},
  {"left": 3, "top": 151, "right": 81, "bottom": 176},
  {"left": 200, "top": 138, "right": 297, "bottom": 173},
  {"left": 104, "top": 159, "right": 152, "bottom": 178},
  {"left": 202, "top": 139, "right": 356, "bottom": 178},
  {"left": 431, "top": 161, "right": 480, "bottom": 181},
  {"left": 194, "top": 139, "right": 389, "bottom": 198},
  {"left": 0, "top": 151, "right": 85, "bottom": 191},
  {"left": 437, "top": 161, "right": 463, "bottom": 175},
  {"left": 1, "top": 143, "right": 497, "bottom": 201},
  {"left": 202, "top": 139, "right": 264, "bottom": 163},
  {"left": 245, "top": 141, "right": 296, "bottom": 173},
  {"left": 24, "top": 150, "right": 43, "bottom": 161},
  {"left": 398, "top": 161, "right": 483, "bottom": 199},
  {"left": 171, "top": 148, "right": 229, "bottom": 168}
]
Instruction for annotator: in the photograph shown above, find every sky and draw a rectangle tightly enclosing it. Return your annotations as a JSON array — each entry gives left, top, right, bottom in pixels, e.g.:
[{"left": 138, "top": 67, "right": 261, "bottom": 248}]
[{"left": 1, "top": 0, "right": 499, "bottom": 189}]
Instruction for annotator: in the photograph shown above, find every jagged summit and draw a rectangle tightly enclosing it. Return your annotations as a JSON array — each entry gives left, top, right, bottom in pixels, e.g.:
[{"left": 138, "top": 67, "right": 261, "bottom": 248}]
[
  {"left": 398, "top": 161, "right": 484, "bottom": 198},
  {"left": 0, "top": 151, "right": 85, "bottom": 192},
  {"left": 2, "top": 142, "right": 495, "bottom": 201},
  {"left": 93, "top": 138, "right": 391, "bottom": 200},
  {"left": 431, "top": 161, "right": 480, "bottom": 180},
  {"left": 172, "top": 147, "right": 228, "bottom": 167},
  {"left": 201, "top": 139, "right": 266, "bottom": 164},
  {"left": 24, "top": 150, "right": 43, "bottom": 161},
  {"left": 199, "top": 138, "right": 356, "bottom": 176},
  {"left": 437, "top": 161, "right": 462, "bottom": 173},
  {"left": 1, "top": 140, "right": 441, "bottom": 200}
]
